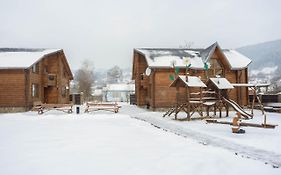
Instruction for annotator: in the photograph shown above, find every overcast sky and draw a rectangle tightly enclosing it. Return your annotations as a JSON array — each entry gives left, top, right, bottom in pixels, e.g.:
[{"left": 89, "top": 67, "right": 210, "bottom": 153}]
[{"left": 1, "top": 0, "right": 280, "bottom": 70}]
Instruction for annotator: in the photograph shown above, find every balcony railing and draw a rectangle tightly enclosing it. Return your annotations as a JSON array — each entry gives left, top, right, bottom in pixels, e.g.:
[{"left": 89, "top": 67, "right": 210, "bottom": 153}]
[{"left": 44, "top": 74, "right": 57, "bottom": 87}]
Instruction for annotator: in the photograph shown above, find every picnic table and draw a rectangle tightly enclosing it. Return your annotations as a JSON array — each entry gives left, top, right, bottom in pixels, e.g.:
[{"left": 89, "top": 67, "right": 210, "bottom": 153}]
[
  {"left": 33, "top": 101, "right": 73, "bottom": 114},
  {"left": 84, "top": 102, "right": 121, "bottom": 113}
]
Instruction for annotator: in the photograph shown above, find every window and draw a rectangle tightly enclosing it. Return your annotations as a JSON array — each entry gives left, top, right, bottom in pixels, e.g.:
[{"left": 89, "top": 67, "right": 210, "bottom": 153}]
[
  {"left": 48, "top": 75, "right": 55, "bottom": 81},
  {"left": 32, "top": 83, "right": 39, "bottom": 97},
  {"left": 32, "top": 63, "right": 39, "bottom": 73},
  {"left": 207, "top": 59, "right": 223, "bottom": 78}
]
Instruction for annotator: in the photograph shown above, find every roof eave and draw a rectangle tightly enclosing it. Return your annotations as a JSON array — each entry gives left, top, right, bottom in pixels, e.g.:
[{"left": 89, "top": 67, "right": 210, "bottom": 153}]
[
  {"left": 229, "top": 60, "right": 252, "bottom": 70},
  {"left": 26, "top": 49, "right": 63, "bottom": 69},
  {"left": 148, "top": 65, "right": 205, "bottom": 70},
  {"left": 0, "top": 67, "right": 28, "bottom": 70}
]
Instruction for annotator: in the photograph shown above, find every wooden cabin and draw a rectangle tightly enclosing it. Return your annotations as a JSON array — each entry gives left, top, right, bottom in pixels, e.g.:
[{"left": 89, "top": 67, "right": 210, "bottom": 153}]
[
  {"left": 0, "top": 48, "right": 73, "bottom": 112},
  {"left": 132, "top": 42, "right": 252, "bottom": 109}
]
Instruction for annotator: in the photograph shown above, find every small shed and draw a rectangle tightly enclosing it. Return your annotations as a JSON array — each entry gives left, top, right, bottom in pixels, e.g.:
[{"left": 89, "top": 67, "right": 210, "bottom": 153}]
[
  {"left": 69, "top": 93, "right": 82, "bottom": 105},
  {"left": 103, "top": 83, "right": 135, "bottom": 102}
]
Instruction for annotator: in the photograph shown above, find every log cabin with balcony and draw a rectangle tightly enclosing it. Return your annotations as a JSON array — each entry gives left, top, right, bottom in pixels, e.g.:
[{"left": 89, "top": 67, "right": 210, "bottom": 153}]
[
  {"left": 0, "top": 48, "right": 73, "bottom": 112},
  {"left": 132, "top": 42, "right": 252, "bottom": 110}
]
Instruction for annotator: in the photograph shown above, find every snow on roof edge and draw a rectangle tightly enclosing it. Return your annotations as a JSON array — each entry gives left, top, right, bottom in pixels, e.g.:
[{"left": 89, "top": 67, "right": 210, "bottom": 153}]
[
  {"left": 0, "top": 48, "right": 62, "bottom": 69},
  {"left": 135, "top": 46, "right": 252, "bottom": 70},
  {"left": 27, "top": 49, "right": 62, "bottom": 69}
]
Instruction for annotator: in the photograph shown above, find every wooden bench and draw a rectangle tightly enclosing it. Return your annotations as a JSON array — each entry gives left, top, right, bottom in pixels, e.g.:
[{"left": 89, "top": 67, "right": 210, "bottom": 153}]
[
  {"left": 84, "top": 102, "right": 121, "bottom": 113},
  {"left": 33, "top": 101, "right": 73, "bottom": 114}
]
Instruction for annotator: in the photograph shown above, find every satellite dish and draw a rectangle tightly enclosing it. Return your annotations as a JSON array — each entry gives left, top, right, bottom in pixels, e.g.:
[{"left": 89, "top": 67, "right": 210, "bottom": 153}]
[{"left": 145, "top": 67, "right": 152, "bottom": 76}]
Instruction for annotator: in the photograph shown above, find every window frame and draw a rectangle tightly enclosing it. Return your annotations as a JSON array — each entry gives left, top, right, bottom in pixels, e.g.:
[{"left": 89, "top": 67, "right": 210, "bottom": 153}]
[
  {"left": 32, "top": 63, "right": 39, "bottom": 74},
  {"left": 208, "top": 58, "right": 224, "bottom": 78},
  {"left": 32, "top": 83, "right": 39, "bottom": 98}
]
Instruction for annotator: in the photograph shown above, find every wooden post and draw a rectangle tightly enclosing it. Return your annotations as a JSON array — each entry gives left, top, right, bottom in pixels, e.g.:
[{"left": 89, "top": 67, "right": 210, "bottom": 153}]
[
  {"left": 263, "top": 114, "right": 267, "bottom": 127},
  {"left": 200, "top": 87, "right": 203, "bottom": 116},
  {"left": 218, "top": 90, "right": 222, "bottom": 118},
  {"left": 226, "top": 91, "right": 229, "bottom": 117},
  {"left": 255, "top": 92, "right": 265, "bottom": 116},
  {"left": 186, "top": 86, "right": 191, "bottom": 120},
  {"left": 175, "top": 85, "right": 179, "bottom": 120},
  {"left": 200, "top": 87, "right": 203, "bottom": 101},
  {"left": 251, "top": 87, "right": 256, "bottom": 115},
  {"left": 152, "top": 70, "right": 156, "bottom": 109},
  {"left": 225, "top": 98, "right": 229, "bottom": 117}
]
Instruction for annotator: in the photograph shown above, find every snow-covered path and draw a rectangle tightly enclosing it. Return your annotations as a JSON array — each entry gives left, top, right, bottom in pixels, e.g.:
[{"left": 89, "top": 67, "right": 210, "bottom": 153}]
[
  {"left": 120, "top": 105, "right": 281, "bottom": 167},
  {"left": 0, "top": 108, "right": 280, "bottom": 175}
]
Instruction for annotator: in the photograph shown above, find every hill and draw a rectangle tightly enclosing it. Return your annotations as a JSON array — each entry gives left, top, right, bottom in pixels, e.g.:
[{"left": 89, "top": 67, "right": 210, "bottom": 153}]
[
  {"left": 236, "top": 39, "right": 281, "bottom": 86},
  {"left": 237, "top": 39, "right": 281, "bottom": 70}
]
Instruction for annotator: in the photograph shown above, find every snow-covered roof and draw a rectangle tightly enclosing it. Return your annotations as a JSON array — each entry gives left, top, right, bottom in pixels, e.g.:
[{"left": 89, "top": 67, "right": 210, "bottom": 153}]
[
  {"left": 0, "top": 48, "right": 62, "bottom": 69},
  {"left": 222, "top": 50, "right": 252, "bottom": 70},
  {"left": 104, "top": 83, "right": 135, "bottom": 92},
  {"left": 136, "top": 49, "right": 204, "bottom": 69},
  {"left": 209, "top": 78, "right": 234, "bottom": 89},
  {"left": 171, "top": 75, "right": 207, "bottom": 88},
  {"left": 231, "top": 83, "right": 270, "bottom": 87},
  {"left": 135, "top": 42, "right": 252, "bottom": 70}
]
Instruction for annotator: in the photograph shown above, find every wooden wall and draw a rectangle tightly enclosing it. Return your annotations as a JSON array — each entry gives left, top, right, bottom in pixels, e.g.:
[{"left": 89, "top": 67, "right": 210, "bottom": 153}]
[
  {"left": 134, "top": 52, "right": 149, "bottom": 106},
  {"left": 0, "top": 69, "right": 26, "bottom": 107}
]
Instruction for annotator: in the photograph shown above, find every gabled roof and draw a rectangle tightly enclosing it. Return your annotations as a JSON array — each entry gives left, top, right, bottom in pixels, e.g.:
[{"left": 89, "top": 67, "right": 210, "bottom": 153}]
[
  {"left": 222, "top": 49, "right": 252, "bottom": 69},
  {"left": 135, "top": 48, "right": 204, "bottom": 69},
  {"left": 170, "top": 76, "right": 207, "bottom": 88},
  {"left": 134, "top": 42, "right": 252, "bottom": 70},
  {"left": 0, "top": 48, "right": 73, "bottom": 80},
  {"left": 0, "top": 48, "right": 61, "bottom": 69},
  {"left": 200, "top": 42, "right": 217, "bottom": 63}
]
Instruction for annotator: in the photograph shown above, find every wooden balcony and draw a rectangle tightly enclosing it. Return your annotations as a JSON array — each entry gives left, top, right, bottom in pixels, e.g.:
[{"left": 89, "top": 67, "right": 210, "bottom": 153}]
[{"left": 44, "top": 74, "right": 57, "bottom": 87}]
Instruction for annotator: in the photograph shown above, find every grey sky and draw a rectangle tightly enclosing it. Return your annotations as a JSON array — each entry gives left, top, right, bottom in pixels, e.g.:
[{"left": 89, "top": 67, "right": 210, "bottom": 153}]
[{"left": 1, "top": 0, "right": 280, "bottom": 70}]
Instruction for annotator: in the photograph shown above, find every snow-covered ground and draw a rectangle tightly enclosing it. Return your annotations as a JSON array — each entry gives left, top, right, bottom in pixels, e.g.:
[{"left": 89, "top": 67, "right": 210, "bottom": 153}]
[
  {"left": 130, "top": 107, "right": 281, "bottom": 165},
  {"left": 0, "top": 104, "right": 280, "bottom": 175}
]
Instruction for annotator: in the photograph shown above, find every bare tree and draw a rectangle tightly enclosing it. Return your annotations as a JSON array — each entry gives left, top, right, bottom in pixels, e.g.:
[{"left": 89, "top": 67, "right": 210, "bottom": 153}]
[
  {"left": 179, "top": 41, "right": 194, "bottom": 49},
  {"left": 270, "top": 68, "right": 281, "bottom": 93},
  {"left": 107, "top": 66, "right": 123, "bottom": 83},
  {"left": 74, "top": 60, "right": 95, "bottom": 101}
]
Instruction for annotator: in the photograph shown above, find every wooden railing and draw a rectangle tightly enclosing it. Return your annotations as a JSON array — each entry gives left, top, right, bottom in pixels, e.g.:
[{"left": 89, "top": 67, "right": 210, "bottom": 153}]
[{"left": 44, "top": 74, "right": 57, "bottom": 87}]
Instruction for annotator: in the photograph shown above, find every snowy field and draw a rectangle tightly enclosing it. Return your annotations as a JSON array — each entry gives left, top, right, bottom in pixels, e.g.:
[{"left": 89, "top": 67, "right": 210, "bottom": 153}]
[
  {"left": 0, "top": 104, "right": 280, "bottom": 175},
  {"left": 130, "top": 106, "right": 281, "bottom": 166}
]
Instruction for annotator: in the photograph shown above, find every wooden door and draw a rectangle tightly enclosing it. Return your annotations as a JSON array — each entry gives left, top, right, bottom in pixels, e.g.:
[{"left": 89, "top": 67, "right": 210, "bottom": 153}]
[{"left": 44, "top": 87, "right": 58, "bottom": 104}]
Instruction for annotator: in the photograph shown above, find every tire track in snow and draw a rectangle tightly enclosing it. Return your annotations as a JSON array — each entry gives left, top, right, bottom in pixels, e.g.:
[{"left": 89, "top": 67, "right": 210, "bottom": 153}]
[{"left": 120, "top": 106, "right": 281, "bottom": 168}]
